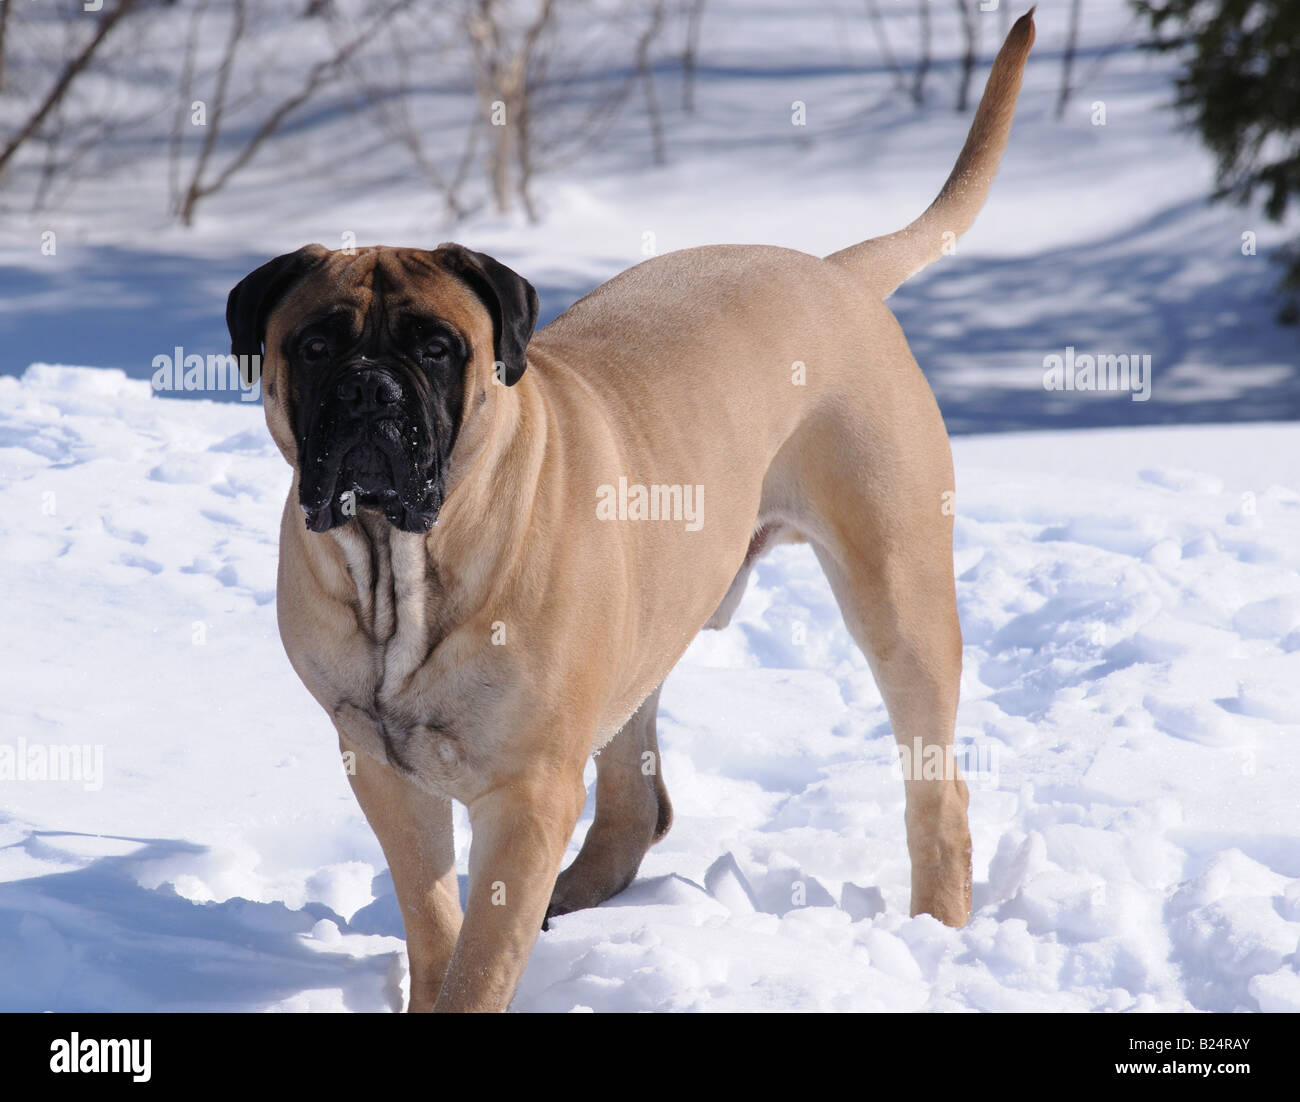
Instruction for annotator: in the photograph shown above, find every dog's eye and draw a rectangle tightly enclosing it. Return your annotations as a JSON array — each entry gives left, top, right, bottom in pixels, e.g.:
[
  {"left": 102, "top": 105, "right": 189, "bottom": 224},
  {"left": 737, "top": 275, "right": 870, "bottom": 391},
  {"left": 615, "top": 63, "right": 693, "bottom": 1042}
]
[
  {"left": 301, "top": 337, "right": 330, "bottom": 362},
  {"left": 422, "top": 337, "right": 452, "bottom": 364}
]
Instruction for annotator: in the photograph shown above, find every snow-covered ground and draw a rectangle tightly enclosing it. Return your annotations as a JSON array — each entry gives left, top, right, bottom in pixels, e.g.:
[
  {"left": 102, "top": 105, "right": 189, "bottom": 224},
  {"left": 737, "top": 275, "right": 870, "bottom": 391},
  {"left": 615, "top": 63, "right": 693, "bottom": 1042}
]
[
  {"left": 2, "top": 0, "right": 1298, "bottom": 1013},
  {"left": 2, "top": 365, "right": 1298, "bottom": 1012}
]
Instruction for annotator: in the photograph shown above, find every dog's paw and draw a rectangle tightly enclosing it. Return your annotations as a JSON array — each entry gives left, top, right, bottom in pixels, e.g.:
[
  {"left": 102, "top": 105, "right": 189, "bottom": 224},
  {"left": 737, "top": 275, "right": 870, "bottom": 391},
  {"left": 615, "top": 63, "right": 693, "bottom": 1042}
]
[{"left": 540, "top": 892, "right": 577, "bottom": 932}]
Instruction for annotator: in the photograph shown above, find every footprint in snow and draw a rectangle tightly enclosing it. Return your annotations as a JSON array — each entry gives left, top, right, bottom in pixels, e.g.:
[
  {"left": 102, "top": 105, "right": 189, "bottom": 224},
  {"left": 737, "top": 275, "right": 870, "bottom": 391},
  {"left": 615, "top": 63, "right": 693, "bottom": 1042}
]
[
  {"left": 1138, "top": 467, "right": 1224, "bottom": 495},
  {"left": 119, "top": 553, "right": 163, "bottom": 575},
  {"left": 148, "top": 454, "right": 226, "bottom": 485}
]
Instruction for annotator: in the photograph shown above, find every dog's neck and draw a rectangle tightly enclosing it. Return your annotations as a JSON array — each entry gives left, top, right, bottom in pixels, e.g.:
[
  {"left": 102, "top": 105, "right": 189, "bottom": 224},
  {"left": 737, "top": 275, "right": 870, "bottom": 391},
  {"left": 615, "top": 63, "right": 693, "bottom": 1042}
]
[
  {"left": 311, "top": 359, "right": 551, "bottom": 652},
  {"left": 428, "top": 359, "right": 550, "bottom": 606},
  {"left": 331, "top": 513, "right": 440, "bottom": 659}
]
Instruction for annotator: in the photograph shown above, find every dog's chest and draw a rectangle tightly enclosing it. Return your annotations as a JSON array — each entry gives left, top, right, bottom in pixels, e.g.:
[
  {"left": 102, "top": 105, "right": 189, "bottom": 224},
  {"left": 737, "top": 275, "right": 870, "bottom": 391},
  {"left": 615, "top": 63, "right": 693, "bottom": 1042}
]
[
  {"left": 333, "top": 697, "right": 490, "bottom": 801},
  {"left": 326, "top": 516, "right": 496, "bottom": 800},
  {"left": 333, "top": 516, "right": 434, "bottom": 681}
]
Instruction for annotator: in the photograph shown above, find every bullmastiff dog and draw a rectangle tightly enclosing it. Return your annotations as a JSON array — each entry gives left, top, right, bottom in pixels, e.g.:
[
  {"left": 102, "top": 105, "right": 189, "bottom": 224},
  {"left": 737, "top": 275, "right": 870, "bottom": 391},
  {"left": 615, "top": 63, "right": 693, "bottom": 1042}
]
[{"left": 226, "top": 13, "right": 1034, "bottom": 1012}]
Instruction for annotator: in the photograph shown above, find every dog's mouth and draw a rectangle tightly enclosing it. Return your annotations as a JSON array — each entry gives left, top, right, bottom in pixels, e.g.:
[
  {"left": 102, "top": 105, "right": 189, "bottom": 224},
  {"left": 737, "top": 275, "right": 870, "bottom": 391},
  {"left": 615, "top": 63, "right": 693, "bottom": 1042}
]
[{"left": 298, "top": 404, "right": 444, "bottom": 535}]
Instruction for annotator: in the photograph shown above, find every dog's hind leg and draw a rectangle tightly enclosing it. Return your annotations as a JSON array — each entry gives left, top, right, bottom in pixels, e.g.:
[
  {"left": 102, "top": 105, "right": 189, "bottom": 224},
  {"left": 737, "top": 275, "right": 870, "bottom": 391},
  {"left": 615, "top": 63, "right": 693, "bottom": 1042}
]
[
  {"left": 813, "top": 536, "right": 971, "bottom": 927},
  {"left": 545, "top": 684, "right": 672, "bottom": 921},
  {"left": 787, "top": 356, "right": 971, "bottom": 926}
]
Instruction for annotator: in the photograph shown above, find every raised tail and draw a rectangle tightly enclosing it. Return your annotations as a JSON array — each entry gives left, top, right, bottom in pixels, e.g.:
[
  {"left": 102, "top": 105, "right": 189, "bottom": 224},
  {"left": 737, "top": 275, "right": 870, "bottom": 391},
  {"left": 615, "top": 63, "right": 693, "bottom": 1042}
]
[{"left": 826, "top": 8, "right": 1036, "bottom": 298}]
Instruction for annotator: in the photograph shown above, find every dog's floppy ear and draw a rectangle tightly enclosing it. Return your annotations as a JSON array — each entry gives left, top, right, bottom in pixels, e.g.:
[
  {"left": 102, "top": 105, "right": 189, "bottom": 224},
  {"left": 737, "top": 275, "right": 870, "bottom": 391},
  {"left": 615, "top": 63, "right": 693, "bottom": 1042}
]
[
  {"left": 436, "top": 243, "right": 539, "bottom": 386},
  {"left": 226, "top": 245, "right": 330, "bottom": 380}
]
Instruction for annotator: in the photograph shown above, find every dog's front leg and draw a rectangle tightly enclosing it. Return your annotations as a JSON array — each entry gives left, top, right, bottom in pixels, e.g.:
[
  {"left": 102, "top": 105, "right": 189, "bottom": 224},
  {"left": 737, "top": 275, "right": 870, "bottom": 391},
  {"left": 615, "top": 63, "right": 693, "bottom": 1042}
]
[
  {"left": 433, "top": 768, "right": 586, "bottom": 1012},
  {"left": 340, "top": 731, "right": 462, "bottom": 1012}
]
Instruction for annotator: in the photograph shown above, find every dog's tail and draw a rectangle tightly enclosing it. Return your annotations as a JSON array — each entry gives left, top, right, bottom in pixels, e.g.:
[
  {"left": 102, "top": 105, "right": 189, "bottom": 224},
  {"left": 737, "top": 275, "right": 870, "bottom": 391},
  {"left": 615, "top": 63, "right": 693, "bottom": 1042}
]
[{"left": 825, "top": 8, "right": 1036, "bottom": 299}]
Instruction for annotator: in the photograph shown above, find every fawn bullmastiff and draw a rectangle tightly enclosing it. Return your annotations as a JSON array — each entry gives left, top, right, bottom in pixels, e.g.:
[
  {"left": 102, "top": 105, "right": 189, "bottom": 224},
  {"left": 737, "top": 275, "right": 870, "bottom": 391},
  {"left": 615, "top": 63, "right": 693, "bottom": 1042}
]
[{"left": 226, "top": 13, "right": 1035, "bottom": 1011}]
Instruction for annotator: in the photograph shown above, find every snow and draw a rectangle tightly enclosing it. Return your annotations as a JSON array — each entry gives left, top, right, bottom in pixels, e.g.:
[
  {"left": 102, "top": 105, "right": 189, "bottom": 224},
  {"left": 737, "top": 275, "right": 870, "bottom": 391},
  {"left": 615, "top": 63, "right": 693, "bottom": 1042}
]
[
  {"left": 2, "top": 364, "right": 1297, "bottom": 1012},
  {"left": 1, "top": 0, "right": 1298, "bottom": 1012}
]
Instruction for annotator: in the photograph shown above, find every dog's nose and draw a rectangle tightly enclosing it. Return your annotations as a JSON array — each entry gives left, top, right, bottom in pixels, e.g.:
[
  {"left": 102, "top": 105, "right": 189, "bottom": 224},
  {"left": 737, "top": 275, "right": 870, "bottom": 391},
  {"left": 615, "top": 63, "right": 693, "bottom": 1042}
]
[{"left": 337, "top": 368, "right": 403, "bottom": 410}]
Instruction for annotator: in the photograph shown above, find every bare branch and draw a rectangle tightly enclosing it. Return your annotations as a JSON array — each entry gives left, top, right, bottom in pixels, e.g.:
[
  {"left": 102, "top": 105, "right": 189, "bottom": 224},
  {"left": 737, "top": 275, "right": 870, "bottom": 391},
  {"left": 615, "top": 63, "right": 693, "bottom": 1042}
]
[
  {"left": 680, "top": 0, "right": 706, "bottom": 112},
  {"left": 636, "top": 1, "right": 668, "bottom": 166},
  {"left": 864, "top": 0, "right": 907, "bottom": 94},
  {"left": 1057, "top": 0, "right": 1083, "bottom": 119},
  {"left": 0, "top": 0, "right": 15, "bottom": 95},
  {"left": 0, "top": 0, "right": 138, "bottom": 178},
  {"left": 954, "top": 0, "right": 977, "bottom": 111},
  {"left": 178, "top": 0, "right": 416, "bottom": 224},
  {"left": 912, "top": 0, "right": 932, "bottom": 106}
]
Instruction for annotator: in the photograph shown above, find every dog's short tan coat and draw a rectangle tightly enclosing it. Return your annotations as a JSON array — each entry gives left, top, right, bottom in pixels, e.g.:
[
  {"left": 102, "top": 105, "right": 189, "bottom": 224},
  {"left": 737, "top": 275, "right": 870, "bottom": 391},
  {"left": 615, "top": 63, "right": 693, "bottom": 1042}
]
[{"left": 235, "top": 14, "right": 1034, "bottom": 1011}]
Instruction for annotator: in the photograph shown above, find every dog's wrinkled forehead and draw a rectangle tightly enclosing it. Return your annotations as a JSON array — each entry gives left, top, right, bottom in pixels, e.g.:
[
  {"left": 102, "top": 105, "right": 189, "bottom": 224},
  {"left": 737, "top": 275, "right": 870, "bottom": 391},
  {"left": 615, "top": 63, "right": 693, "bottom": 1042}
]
[{"left": 270, "top": 247, "right": 489, "bottom": 356}]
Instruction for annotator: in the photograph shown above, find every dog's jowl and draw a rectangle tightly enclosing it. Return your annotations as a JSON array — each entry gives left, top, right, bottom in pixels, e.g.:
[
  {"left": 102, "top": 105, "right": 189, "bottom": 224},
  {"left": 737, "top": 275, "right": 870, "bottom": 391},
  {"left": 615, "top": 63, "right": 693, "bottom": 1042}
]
[{"left": 227, "top": 13, "right": 1037, "bottom": 1012}]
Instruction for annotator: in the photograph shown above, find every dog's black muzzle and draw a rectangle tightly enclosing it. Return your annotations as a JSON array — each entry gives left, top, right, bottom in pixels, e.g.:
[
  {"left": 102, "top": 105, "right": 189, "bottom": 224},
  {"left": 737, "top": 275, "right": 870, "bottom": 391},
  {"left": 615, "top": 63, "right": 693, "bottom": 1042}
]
[{"left": 297, "top": 362, "right": 443, "bottom": 535}]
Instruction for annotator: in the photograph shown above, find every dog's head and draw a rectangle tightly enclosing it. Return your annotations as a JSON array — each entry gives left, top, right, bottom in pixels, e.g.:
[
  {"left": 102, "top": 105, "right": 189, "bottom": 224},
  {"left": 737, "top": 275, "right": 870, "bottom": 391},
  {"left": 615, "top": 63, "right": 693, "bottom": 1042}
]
[{"left": 226, "top": 244, "right": 538, "bottom": 533}]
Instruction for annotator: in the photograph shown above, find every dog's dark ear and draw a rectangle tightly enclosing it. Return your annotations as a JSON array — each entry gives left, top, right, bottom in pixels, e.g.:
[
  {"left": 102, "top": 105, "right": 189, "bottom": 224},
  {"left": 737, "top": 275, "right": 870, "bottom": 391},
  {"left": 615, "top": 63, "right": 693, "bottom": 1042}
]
[
  {"left": 226, "top": 245, "right": 329, "bottom": 377},
  {"left": 436, "top": 243, "right": 538, "bottom": 386}
]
